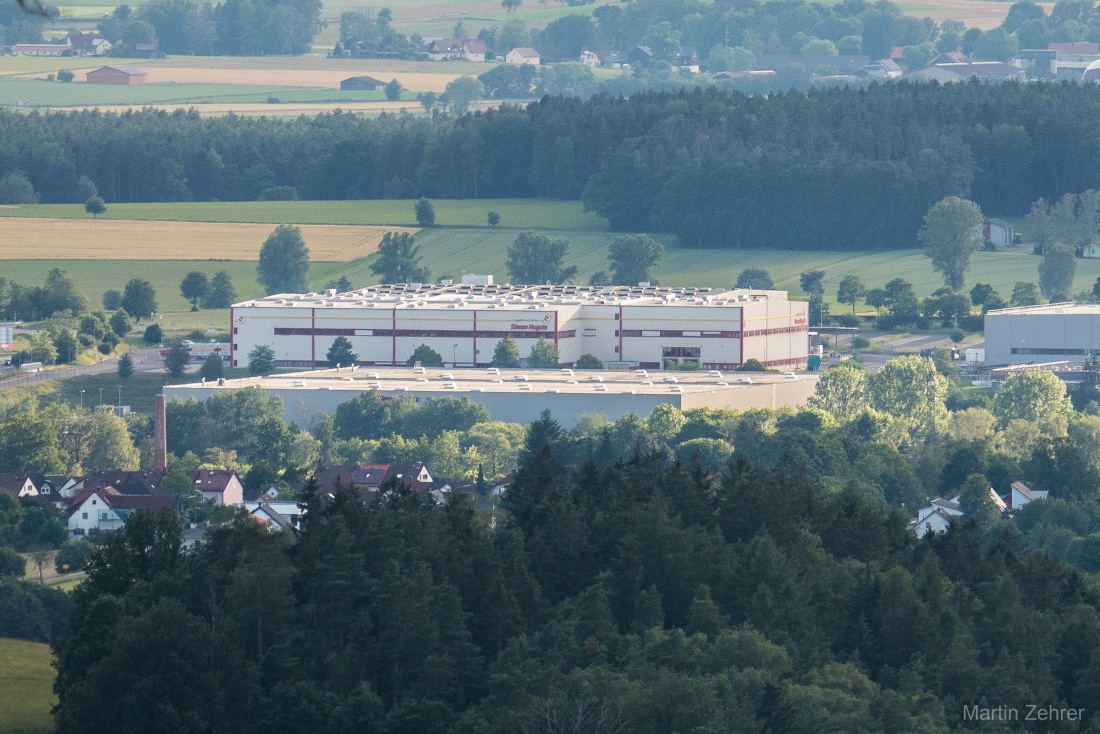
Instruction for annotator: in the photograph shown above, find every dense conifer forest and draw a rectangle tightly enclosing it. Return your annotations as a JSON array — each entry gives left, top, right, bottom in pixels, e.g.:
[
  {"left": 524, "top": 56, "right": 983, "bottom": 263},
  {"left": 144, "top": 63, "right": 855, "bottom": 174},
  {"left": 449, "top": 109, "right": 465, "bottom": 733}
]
[
  {"left": 4, "top": 81, "right": 1100, "bottom": 249},
  {"left": 49, "top": 423, "right": 1100, "bottom": 733}
]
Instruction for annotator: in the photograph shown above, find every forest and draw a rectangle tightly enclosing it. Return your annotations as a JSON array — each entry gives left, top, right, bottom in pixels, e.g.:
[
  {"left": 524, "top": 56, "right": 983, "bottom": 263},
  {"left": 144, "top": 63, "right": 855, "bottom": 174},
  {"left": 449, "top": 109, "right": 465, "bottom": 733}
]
[
  {"left": 47, "top": 395, "right": 1100, "bottom": 733},
  {"left": 2, "top": 81, "right": 1100, "bottom": 249}
]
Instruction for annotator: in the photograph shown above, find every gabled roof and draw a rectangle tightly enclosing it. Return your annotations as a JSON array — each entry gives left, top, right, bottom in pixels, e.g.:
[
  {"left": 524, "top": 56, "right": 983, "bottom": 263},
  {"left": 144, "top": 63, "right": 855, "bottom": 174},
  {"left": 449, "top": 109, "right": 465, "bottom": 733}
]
[
  {"left": 0, "top": 473, "right": 36, "bottom": 496},
  {"left": 82, "top": 470, "right": 166, "bottom": 496},
  {"left": 341, "top": 74, "right": 386, "bottom": 86},
  {"left": 510, "top": 47, "right": 540, "bottom": 58},
  {"left": 461, "top": 39, "right": 487, "bottom": 54},
  {"left": 189, "top": 469, "right": 240, "bottom": 493},
  {"left": 89, "top": 65, "right": 148, "bottom": 76},
  {"left": 68, "top": 31, "right": 106, "bottom": 50},
  {"left": 1049, "top": 41, "right": 1099, "bottom": 55},
  {"left": 67, "top": 486, "right": 174, "bottom": 517}
]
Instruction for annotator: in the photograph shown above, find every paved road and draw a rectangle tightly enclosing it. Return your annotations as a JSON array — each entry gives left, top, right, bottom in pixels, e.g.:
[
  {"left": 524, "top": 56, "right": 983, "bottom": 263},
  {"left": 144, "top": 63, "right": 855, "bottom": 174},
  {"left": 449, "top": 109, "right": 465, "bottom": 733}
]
[{"left": 0, "top": 348, "right": 168, "bottom": 390}]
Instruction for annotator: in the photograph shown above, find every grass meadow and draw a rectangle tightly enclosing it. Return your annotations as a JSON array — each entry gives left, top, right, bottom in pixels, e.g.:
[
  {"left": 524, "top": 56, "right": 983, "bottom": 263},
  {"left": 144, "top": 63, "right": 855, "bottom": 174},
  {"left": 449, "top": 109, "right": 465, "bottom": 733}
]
[{"left": 0, "top": 639, "right": 54, "bottom": 734}]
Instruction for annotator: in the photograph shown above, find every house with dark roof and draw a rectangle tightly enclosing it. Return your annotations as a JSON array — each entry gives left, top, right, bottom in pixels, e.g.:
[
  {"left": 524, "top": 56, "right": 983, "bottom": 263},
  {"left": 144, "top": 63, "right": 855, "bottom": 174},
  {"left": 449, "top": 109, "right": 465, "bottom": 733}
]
[
  {"left": 68, "top": 31, "right": 110, "bottom": 56},
  {"left": 79, "top": 470, "right": 166, "bottom": 496},
  {"left": 188, "top": 470, "right": 243, "bottom": 505},
  {"left": 312, "top": 462, "right": 437, "bottom": 497},
  {"left": 427, "top": 39, "right": 487, "bottom": 62},
  {"left": 85, "top": 65, "right": 148, "bottom": 85},
  {"left": 340, "top": 75, "right": 387, "bottom": 91},
  {"left": 67, "top": 486, "right": 176, "bottom": 538},
  {"left": 0, "top": 473, "right": 46, "bottom": 498}
]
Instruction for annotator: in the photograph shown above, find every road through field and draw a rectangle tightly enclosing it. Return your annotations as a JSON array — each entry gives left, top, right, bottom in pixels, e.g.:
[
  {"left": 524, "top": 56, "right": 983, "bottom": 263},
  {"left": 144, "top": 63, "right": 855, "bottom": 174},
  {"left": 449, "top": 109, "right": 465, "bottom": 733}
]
[{"left": 0, "top": 218, "right": 412, "bottom": 261}]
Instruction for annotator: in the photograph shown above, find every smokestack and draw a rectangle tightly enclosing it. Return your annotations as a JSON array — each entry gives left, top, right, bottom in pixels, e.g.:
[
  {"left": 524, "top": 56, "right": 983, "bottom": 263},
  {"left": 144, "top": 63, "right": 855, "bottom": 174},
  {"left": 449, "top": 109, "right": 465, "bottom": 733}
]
[{"left": 154, "top": 393, "right": 167, "bottom": 472}]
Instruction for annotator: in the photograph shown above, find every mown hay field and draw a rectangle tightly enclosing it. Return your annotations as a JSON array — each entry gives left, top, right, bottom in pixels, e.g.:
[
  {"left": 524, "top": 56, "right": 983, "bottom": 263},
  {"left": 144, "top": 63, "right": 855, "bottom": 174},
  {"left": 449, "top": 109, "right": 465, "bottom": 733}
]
[
  {"left": 0, "top": 218, "right": 409, "bottom": 261},
  {"left": 0, "top": 639, "right": 54, "bottom": 734},
  {"left": 0, "top": 200, "right": 608, "bottom": 231}
]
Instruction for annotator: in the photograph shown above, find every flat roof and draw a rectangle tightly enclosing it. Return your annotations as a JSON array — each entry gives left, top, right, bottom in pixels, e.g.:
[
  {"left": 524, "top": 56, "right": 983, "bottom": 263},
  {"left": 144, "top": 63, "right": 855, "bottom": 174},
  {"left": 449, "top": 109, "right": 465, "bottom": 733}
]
[
  {"left": 987, "top": 302, "right": 1096, "bottom": 316},
  {"left": 234, "top": 283, "right": 789, "bottom": 311},
  {"left": 170, "top": 366, "right": 815, "bottom": 397}
]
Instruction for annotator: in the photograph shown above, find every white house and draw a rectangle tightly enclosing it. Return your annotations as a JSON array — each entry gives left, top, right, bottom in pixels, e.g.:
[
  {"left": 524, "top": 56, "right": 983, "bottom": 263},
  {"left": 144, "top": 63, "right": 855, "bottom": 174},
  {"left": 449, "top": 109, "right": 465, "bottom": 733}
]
[
  {"left": 982, "top": 218, "right": 1015, "bottom": 248},
  {"left": 245, "top": 501, "right": 301, "bottom": 531},
  {"left": 506, "top": 47, "right": 540, "bottom": 65},
  {"left": 188, "top": 469, "right": 244, "bottom": 505},
  {"left": 0, "top": 473, "right": 42, "bottom": 498},
  {"left": 908, "top": 489, "right": 1006, "bottom": 538},
  {"left": 1008, "top": 481, "right": 1049, "bottom": 509},
  {"left": 579, "top": 50, "right": 600, "bottom": 67},
  {"left": 67, "top": 488, "right": 175, "bottom": 538}
]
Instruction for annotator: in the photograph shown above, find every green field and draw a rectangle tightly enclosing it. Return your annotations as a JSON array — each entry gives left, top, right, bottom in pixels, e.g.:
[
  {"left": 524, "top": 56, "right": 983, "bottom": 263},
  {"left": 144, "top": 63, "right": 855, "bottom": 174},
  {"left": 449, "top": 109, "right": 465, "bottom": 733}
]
[
  {"left": 4, "top": 232, "right": 1083, "bottom": 315},
  {"left": 0, "top": 78, "right": 404, "bottom": 107},
  {"left": 0, "top": 639, "right": 54, "bottom": 734},
  {"left": 0, "top": 199, "right": 610, "bottom": 231}
]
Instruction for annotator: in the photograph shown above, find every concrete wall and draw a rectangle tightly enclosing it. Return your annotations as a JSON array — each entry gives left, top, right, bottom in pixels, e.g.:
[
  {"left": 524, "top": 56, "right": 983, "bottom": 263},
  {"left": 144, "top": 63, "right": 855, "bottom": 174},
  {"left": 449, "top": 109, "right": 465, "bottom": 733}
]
[{"left": 985, "top": 310, "right": 1100, "bottom": 364}]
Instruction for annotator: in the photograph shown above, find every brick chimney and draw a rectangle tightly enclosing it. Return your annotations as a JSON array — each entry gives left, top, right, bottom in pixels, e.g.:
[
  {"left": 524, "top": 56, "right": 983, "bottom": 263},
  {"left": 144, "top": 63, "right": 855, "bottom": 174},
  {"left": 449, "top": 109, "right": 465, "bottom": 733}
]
[{"left": 154, "top": 393, "right": 167, "bottom": 471}]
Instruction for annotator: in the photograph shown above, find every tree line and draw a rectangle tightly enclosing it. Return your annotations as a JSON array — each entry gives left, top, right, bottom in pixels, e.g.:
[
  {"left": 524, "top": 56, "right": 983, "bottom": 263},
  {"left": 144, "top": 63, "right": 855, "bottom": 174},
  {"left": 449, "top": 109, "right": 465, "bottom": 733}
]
[{"left": 5, "top": 82, "right": 1100, "bottom": 249}]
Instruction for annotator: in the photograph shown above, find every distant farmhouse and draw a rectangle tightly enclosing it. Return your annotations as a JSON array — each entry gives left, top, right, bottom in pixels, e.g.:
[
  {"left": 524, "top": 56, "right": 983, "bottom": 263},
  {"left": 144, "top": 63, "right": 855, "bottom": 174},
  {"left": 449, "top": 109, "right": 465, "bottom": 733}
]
[
  {"left": 506, "top": 47, "right": 540, "bottom": 65},
  {"left": 10, "top": 31, "right": 110, "bottom": 56},
  {"left": 340, "top": 75, "right": 386, "bottom": 91},
  {"left": 86, "top": 65, "right": 148, "bottom": 85},
  {"left": 426, "top": 39, "right": 487, "bottom": 62}
]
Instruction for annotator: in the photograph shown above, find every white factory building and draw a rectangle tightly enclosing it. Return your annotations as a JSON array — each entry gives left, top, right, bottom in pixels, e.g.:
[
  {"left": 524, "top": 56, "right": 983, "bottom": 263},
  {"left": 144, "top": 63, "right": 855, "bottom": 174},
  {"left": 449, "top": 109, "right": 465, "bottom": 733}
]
[
  {"left": 165, "top": 367, "right": 820, "bottom": 428},
  {"left": 230, "top": 279, "right": 810, "bottom": 372},
  {"left": 984, "top": 303, "right": 1100, "bottom": 365}
]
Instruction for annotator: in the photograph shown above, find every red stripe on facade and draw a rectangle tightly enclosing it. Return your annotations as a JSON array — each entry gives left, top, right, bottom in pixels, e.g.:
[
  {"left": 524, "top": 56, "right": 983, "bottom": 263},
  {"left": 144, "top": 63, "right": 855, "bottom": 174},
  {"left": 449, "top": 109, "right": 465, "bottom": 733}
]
[{"left": 311, "top": 308, "right": 316, "bottom": 369}]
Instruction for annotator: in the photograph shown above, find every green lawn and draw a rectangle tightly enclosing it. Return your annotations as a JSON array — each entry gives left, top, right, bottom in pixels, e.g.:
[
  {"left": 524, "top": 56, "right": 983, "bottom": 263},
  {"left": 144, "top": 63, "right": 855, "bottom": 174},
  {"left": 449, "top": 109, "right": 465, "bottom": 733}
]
[
  {"left": 0, "top": 639, "right": 55, "bottom": 734},
  {"left": 0, "top": 199, "right": 610, "bottom": 231}
]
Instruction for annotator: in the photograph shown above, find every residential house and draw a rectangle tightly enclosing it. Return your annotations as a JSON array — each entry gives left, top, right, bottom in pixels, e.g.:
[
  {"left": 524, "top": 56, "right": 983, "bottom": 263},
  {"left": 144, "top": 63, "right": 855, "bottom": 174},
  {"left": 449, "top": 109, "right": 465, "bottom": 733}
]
[
  {"left": 85, "top": 65, "right": 148, "bottom": 85},
  {"left": 908, "top": 489, "right": 1006, "bottom": 538},
  {"left": 427, "top": 39, "right": 487, "bottom": 62},
  {"left": 340, "top": 75, "right": 386, "bottom": 91},
  {"left": 0, "top": 473, "right": 46, "bottom": 498},
  {"left": 1050, "top": 41, "right": 1100, "bottom": 79},
  {"left": 626, "top": 46, "right": 653, "bottom": 67},
  {"left": 579, "top": 50, "right": 600, "bottom": 68},
  {"left": 67, "top": 31, "right": 110, "bottom": 56},
  {"left": 79, "top": 470, "right": 166, "bottom": 496},
  {"left": 313, "top": 462, "right": 437, "bottom": 496},
  {"left": 982, "top": 218, "right": 1015, "bottom": 248},
  {"left": 1007, "top": 481, "right": 1049, "bottom": 510},
  {"left": 183, "top": 525, "right": 207, "bottom": 549},
  {"left": 506, "top": 47, "right": 540, "bottom": 65},
  {"left": 188, "top": 470, "right": 244, "bottom": 505},
  {"left": 675, "top": 47, "right": 700, "bottom": 72},
  {"left": 245, "top": 501, "right": 301, "bottom": 531},
  {"left": 67, "top": 487, "right": 175, "bottom": 538},
  {"left": 1082, "top": 242, "right": 1100, "bottom": 258}
]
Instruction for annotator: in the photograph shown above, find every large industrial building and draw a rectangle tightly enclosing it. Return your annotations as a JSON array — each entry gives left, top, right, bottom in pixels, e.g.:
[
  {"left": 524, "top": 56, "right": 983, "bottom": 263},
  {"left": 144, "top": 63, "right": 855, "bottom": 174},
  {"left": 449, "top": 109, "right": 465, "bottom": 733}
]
[
  {"left": 230, "top": 280, "right": 810, "bottom": 372},
  {"left": 165, "top": 367, "right": 820, "bottom": 428},
  {"left": 984, "top": 303, "right": 1100, "bottom": 365}
]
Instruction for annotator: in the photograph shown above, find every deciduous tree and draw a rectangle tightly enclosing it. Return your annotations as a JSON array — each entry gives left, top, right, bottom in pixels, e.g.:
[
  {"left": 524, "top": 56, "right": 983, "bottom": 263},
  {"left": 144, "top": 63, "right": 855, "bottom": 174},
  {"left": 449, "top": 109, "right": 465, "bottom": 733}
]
[
  {"left": 205, "top": 271, "right": 237, "bottom": 309},
  {"left": 608, "top": 234, "right": 663, "bottom": 285},
  {"left": 407, "top": 344, "right": 444, "bottom": 367},
  {"left": 370, "top": 232, "right": 430, "bottom": 284},
  {"left": 837, "top": 275, "right": 865, "bottom": 316},
  {"left": 1039, "top": 244, "right": 1076, "bottom": 299},
  {"left": 415, "top": 197, "right": 436, "bottom": 227},
  {"left": 918, "top": 196, "right": 984, "bottom": 290},
  {"left": 326, "top": 336, "right": 358, "bottom": 367},
  {"left": 120, "top": 279, "right": 156, "bottom": 320},
  {"left": 807, "top": 362, "right": 867, "bottom": 421},
  {"left": 736, "top": 268, "right": 774, "bottom": 289},
  {"left": 180, "top": 272, "right": 210, "bottom": 310},
  {"left": 164, "top": 343, "right": 190, "bottom": 377},
  {"left": 992, "top": 370, "right": 1073, "bottom": 426},
  {"left": 527, "top": 337, "right": 559, "bottom": 368},
  {"left": 257, "top": 225, "right": 310, "bottom": 295},
  {"left": 506, "top": 232, "right": 577, "bottom": 284}
]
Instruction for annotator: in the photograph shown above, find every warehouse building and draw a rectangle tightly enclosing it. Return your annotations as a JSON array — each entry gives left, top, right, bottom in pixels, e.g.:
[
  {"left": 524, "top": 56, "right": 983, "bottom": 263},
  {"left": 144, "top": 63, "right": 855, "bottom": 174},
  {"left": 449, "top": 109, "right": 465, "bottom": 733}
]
[
  {"left": 164, "top": 366, "right": 819, "bottom": 428},
  {"left": 230, "top": 280, "right": 810, "bottom": 372},
  {"left": 984, "top": 303, "right": 1100, "bottom": 365}
]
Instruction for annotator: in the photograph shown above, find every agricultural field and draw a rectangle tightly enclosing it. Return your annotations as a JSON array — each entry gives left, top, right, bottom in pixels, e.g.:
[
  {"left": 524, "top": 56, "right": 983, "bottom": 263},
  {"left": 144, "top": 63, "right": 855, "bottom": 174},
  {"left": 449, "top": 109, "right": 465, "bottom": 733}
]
[
  {"left": 0, "top": 199, "right": 608, "bottom": 230},
  {"left": 0, "top": 218, "right": 410, "bottom": 261},
  {"left": 0, "top": 639, "right": 54, "bottom": 734}
]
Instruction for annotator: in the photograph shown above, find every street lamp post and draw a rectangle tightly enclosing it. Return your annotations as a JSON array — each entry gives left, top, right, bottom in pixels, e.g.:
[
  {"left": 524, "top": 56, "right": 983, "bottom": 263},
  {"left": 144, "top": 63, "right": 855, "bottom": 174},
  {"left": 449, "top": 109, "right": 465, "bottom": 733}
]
[{"left": 453, "top": 343, "right": 458, "bottom": 367}]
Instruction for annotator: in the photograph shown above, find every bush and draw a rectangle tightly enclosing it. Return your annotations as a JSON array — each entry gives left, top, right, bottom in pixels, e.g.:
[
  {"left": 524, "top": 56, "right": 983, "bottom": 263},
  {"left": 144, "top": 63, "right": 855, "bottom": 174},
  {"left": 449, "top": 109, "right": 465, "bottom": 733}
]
[
  {"left": 959, "top": 315, "right": 984, "bottom": 332},
  {"left": 852, "top": 336, "right": 871, "bottom": 349},
  {"left": 834, "top": 314, "right": 860, "bottom": 328},
  {"left": 575, "top": 353, "right": 603, "bottom": 369},
  {"left": 77, "top": 334, "right": 94, "bottom": 348},
  {"left": 258, "top": 185, "right": 298, "bottom": 201},
  {"left": 97, "top": 341, "right": 114, "bottom": 355},
  {"left": 143, "top": 324, "right": 162, "bottom": 344},
  {"left": 57, "top": 69, "right": 74, "bottom": 83},
  {"left": 737, "top": 358, "right": 768, "bottom": 371},
  {"left": 54, "top": 540, "right": 92, "bottom": 574},
  {"left": 950, "top": 330, "right": 965, "bottom": 343},
  {"left": 102, "top": 289, "right": 122, "bottom": 310}
]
